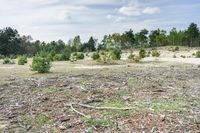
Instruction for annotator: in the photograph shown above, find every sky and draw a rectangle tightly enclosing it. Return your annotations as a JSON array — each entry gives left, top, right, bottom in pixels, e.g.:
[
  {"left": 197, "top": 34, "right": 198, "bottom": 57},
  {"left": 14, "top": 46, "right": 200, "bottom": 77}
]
[{"left": 0, "top": 0, "right": 199, "bottom": 42}]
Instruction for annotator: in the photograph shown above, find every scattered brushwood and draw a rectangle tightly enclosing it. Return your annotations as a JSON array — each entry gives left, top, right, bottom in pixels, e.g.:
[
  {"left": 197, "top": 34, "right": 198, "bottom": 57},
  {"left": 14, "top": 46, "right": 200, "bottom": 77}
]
[{"left": 0, "top": 62, "right": 200, "bottom": 132}]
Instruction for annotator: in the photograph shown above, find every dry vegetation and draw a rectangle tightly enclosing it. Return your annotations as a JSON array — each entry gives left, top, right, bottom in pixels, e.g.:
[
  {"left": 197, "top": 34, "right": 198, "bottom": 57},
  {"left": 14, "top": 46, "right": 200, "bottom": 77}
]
[{"left": 0, "top": 48, "right": 200, "bottom": 132}]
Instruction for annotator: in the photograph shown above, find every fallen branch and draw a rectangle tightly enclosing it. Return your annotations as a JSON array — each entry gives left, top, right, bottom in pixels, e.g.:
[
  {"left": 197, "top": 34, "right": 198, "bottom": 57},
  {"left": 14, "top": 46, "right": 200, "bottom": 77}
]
[
  {"left": 78, "top": 103, "right": 135, "bottom": 110},
  {"left": 69, "top": 104, "right": 89, "bottom": 118}
]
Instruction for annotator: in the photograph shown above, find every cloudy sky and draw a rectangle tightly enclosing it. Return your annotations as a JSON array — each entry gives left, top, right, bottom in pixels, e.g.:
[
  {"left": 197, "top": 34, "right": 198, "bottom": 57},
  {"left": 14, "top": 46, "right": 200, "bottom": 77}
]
[{"left": 0, "top": 0, "right": 199, "bottom": 42}]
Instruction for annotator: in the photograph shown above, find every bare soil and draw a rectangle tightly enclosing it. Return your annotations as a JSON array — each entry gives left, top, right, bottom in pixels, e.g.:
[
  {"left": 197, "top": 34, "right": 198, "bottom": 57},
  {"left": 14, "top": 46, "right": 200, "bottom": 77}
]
[{"left": 0, "top": 60, "right": 200, "bottom": 132}]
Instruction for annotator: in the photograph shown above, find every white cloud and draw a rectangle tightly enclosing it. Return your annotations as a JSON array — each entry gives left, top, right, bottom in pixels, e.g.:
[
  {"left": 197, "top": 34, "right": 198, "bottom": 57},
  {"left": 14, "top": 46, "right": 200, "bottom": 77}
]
[
  {"left": 142, "top": 7, "right": 160, "bottom": 14},
  {"left": 106, "top": 14, "right": 113, "bottom": 19},
  {"left": 118, "top": 6, "right": 141, "bottom": 16},
  {"left": 115, "top": 17, "right": 126, "bottom": 22},
  {"left": 118, "top": 0, "right": 141, "bottom": 16}
]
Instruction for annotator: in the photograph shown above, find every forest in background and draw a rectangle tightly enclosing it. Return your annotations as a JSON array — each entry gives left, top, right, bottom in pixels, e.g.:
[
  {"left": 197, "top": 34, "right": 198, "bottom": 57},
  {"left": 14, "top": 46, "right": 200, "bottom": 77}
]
[{"left": 0, "top": 22, "right": 200, "bottom": 58}]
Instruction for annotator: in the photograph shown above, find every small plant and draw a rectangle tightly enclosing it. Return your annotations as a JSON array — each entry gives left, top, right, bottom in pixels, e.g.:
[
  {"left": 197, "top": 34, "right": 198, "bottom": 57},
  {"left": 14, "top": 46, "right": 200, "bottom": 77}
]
[
  {"left": 152, "top": 50, "right": 160, "bottom": 57},
  {"left": 146, "top": 51, "right": 151, "bottom": 57},
  {"left": 92, "top": 52, "right": 100, "bottom": 60},
  {"left": 173, "top": 55, "right": 176, "bottom": 58},
  {"left": 31, "top": 56, "right": 51, "bottom": 73},
  {"left": 175, "top": 46, "right": 179, "bottom": 51},
  {"left": 35, "top": 114, "right": 54, "bottom": 125},
  {"left": 18, "top": 56, "right": 27, "bottom": 65},
  {"left": 0, "top": 55, "right": 5, "bottom": 59},
  {"left": 3, "top": 58, "right": 15, "bottom": 64},
  {"left": 82, "top": 117, "right": 111, "bottom": 128},
  {"left": 53, "top": 53, "right": 71, "bottom": 61},
  {"left": 111, "top": 48, "right": 122, "bottom": 60},
  {"left": 196, "top": 51, "right": 200, "bottom": 58},
  {"left": 128, "top": 53, "right": 135, "bottom": 60},
  {"left": 9, "top": 55, "right": 17, "bottom": 59},
  {"left": 139, "top": 49, "right": 146, "bottom": 58},
  {"left": 180, "top": 55, "right": 186, "bottom": 58},
  {"left": 70, "top": 55, "right": 77, "bottom": 62},
  {"left": 53, "top": 54, "right": 63, "bottom": 61},
  {"left": 76, "top": 53, "right": 85, "bottom": 60}
]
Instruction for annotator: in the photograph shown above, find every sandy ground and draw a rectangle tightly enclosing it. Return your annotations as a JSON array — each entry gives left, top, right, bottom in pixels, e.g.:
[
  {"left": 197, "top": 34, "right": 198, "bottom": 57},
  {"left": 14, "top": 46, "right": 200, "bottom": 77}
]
[{"left": 142, "top": 57, "right": 200, "bottom": 65}]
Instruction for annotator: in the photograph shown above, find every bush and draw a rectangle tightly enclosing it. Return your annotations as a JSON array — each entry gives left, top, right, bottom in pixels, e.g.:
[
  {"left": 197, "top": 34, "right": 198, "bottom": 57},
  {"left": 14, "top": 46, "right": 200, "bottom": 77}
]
[
  {"left": 139, "top": 49, "right": 146, "bottom": 58},
  {"left": 196, "top": 51, "right": 200, "bottom": 58},
  {"left": 0, "top": 55, "right": 5, "bottom": 59},
  {"left": 128, "top": 53, "right": 135, "bottom": 60},
  {"left": 92, "top": 52, "right": 100, "bottom": 60},
  {"left": 53, "top": 53, "right": 71, "bottom": 61},
  {"left": 3, "top": 58, "right": 15, "bottom": 64},
  {"left": 152, "top": 50, "right": 160, "bottom": 57},
  {"left": 133, "top": 56, "right": 140, "bottom": 62},
  {"left": 111, "top": 48, "right": 122, "bottom": 60},
  {"left": 180, "top": 55, "right": 186, "bottom": 58},
  {"left": 175, "top": 46, "right": 179, "bottom": 51},
  {"left": 53, "top": 54, "right": 63, "bottom": 61},
  {"left": 18, "top": 56, "right": 28, "bottom": 65},
  {"left": 9, "top": 55, "right": 17, "bottom": 59},
  {"left": 147, "top": 51, "right": 151, "bottom": 57},
  {"left": 76, "top": 53, "right": 85, "bottom": 60},
  {"left": 31, "top": 56, "right": 51, "bottom": 73},
  {"left": 128, "top": 53, "right": 140, "bottom": 63},
  {"left": 70, "top": 55, "right": 77, "bottom": 62}
]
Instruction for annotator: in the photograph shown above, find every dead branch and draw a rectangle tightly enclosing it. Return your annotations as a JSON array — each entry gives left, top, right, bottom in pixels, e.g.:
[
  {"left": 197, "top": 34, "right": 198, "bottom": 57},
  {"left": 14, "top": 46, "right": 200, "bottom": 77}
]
[
  {"left": 69, "top": 104, "right": 89, "bottom": 118},
  {"left": 78, "top": 103, "right": 135, "bottom": 110}
]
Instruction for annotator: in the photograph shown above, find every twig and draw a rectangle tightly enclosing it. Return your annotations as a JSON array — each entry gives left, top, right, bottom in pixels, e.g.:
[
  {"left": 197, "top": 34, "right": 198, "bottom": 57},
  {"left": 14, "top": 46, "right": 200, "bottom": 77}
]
[
  {"left": 69, "top": 104, "right": 89, "bottom": 118},
  {"left": 78, "top": 103, "right": 135, "bottom": 110}
]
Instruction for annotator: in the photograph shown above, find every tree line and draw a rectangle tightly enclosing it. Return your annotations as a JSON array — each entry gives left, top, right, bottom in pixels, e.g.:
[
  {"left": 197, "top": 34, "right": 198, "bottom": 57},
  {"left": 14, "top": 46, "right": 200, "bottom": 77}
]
[{"left": 0, "top": 22, "right": 200, "bottom": 57}]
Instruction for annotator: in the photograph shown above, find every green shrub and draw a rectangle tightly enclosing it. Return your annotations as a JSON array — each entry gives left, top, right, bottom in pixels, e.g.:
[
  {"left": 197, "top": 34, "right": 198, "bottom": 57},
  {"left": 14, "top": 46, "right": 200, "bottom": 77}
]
[
  {"left": 9, "top": 55, "right": 17, "bottom": 59},
  {"left": 146, "top": 51, "right": 151, "bottom": 57},
  {"left": 152, "top": 50, "right": 160, "bottom": 57},
  {"left": 133, "top": 56, "right": 140, "bottom": 62},
  {"left": 173, "top": 55, "right": 176, "bottom": 58},
  {"left": 128, "top": 54, "right": 140, "bottom": 63},
  {"left": 53, "top": 53, "right": 71, "bottom": 61},
  {"left": 128, "top": 53, "right": 135, "bottom": 60},
  {"left": 53, "top": 54, "right": 63, "bottom": 61},
  {"left": 18, "top": 56, "right": 27, "bottom": 65},
  {"left": 3, "top": 58, "right": 15, "bottom": 64},
  {"left": 139, "top": 49, "right": 146, "bottom": 58},
  {"left": 47, "top": 53, "right": 54, "bottom": 61},
  {"left": 92, "top": 52, "right": 100, "bottom": 60},
  {"left": 76, "top": 53, "right": 85, "bottom": 60},
  {"left": 196, "top": 51, "right": 200, "bottom": 58},
  {"left": 70, "top": 55, "right": 77, "bottom": 62},
  {"left": 111, "top": 48, "right": 122, "bottom": 60},
  {"left": 0, "top": 55, "right": 5, "bottom": 59},
  {"left": 31, "top": 56, "right": 51, "bottom": 73},
  {"left": 180, "top": 55, "right": 186, "bottom": 58},
  {"left": 175, "top": 46, "right": 179, "bottom": 51}
]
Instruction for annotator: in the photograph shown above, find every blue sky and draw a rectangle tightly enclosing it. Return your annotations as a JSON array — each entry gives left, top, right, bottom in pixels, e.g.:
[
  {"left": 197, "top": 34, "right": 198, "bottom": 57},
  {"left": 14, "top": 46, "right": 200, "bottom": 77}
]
[{"left": 0, "top": 0, "right": 199, "bottom": 42}]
